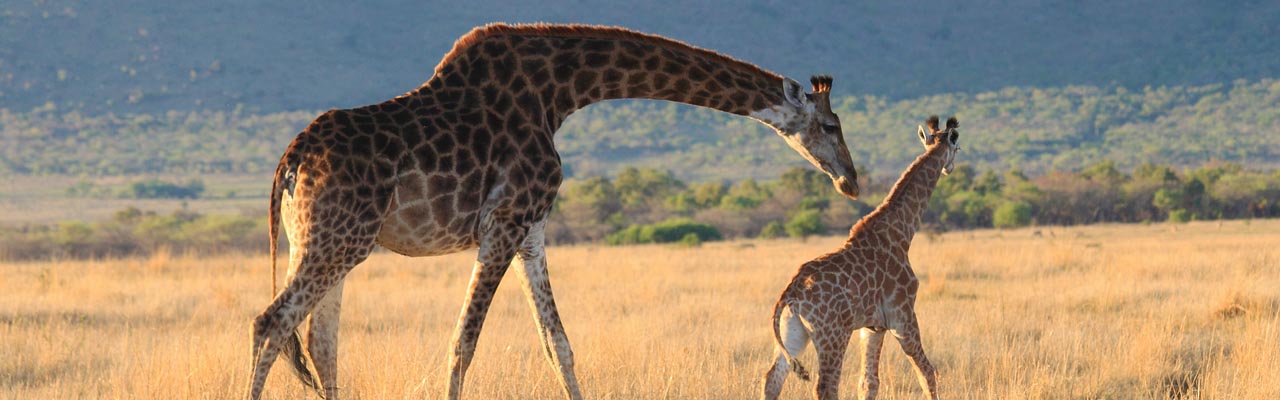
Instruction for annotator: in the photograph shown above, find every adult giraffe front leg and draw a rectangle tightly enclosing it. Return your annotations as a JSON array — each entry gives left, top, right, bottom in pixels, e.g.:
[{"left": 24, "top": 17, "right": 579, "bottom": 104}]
[
  {"left": 445, "top": 218, "right": 530, "bottom": 400},
  {"left": 513, "top": 219, "right": 583, "bottom": 400}
]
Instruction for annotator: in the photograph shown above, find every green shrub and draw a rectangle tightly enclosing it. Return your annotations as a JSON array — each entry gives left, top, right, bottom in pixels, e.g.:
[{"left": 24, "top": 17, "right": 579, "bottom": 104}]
[
  {"left": 604, "top": 225, "right": 645, "bottom": 246},
  {"left": 675, "top": 232, "right": 702, "bottom": 247},
  {"left": 1167, "top": 209, "right": 1191, "bottom": 223},
  {"left": 785, "top": 210, "right": 825, "bottom": 238},
  {"left": 993, "top": 201, "right": 1033, "bottom": 228},
  {"left": 645, "top": 218, "right": 722, "bottom": 243},
  {"left": 605, "top": 219, "right": 721, "bottom": 245},
  {"left": 121, "top": 178, "right": 205, "bottom": 199},
  {"left": 757, "top": 221, "right": 785, "bottom": 239}
]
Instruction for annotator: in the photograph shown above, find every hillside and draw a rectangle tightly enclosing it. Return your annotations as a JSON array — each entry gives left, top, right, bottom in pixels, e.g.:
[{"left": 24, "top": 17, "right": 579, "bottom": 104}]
[
  {"left": 3, "top": 1, "right": 1279, "bottom": 114},
  {"left": 4, "top": 80, "right": 1278, "bottom": 183}
]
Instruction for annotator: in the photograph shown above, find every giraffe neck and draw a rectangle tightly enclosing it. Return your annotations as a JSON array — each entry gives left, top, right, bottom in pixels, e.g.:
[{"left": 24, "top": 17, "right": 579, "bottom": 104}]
[
  {"left": 852, "top": 143, "right": 950, "bottom": 245},
  {"left": 410, "top": 23, "right": 788, "bottom": 132}
]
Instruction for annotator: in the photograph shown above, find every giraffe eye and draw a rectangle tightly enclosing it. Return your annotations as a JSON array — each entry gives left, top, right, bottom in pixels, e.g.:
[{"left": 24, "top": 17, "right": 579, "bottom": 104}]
[{"left": 821, "top": 123, "right": 839, "bottom": 133}]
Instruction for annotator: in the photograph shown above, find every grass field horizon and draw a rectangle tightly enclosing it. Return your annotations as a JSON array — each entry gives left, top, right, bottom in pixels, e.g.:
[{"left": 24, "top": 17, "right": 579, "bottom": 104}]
[{"left": 2, "top": 219, "right": 1277, "bottom": 399}]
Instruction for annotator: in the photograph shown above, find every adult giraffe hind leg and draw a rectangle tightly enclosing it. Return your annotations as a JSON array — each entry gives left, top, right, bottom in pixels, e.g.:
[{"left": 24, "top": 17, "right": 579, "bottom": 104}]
[
  {"left": 305, "top": 280, "right": 347, "bottom": 399},
  {"left": 247, "top": 186, "right": 385, "bottom": 399},
  {"left": 246, "top": 251, "right": 368, "bottom": 400},
  {"left": 513, "top": 220, "right": 583, "bottom": 400}
]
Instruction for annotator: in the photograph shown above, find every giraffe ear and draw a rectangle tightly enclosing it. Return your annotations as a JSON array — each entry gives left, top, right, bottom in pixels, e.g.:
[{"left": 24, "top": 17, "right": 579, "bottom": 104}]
[
  {"left": 918, "top": 124, "right": 932, "bottom": 146},
  {"left": 783, "top": 78, "right": 807, "bottom": 108}
]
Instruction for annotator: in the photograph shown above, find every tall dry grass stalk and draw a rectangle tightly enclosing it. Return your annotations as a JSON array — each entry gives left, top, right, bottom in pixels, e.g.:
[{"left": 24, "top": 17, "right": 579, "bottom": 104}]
[{"left": 1, "top": 220, "right": 1277, "bottom": 399}]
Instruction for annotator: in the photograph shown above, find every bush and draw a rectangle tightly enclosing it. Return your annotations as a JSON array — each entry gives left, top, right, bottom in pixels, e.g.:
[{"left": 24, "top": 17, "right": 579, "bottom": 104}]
[
  {"left": 121, "top": 179, "right": 205, "bottom": 199},
  {"left": 604, "top": 225, "right": 645, "bottom": 246},
  {"left": 1167, "top": 209, "right": 1191, "bottom": 223},
  {"left": 993, "top": 201, "right": 1033, "bottom": 228},
  {"left": 675, "top": 232, "right": 702, "bottom": 247},
  {"left": 785, "top": 210, "right": 825, "bottom": 238},
  {"left": 757, "top": 221, "right": 785, "bottom": 239},
  {"left": 645, "top": 219, "right": 722, "bottom": 243},
  {"left": 605, "top": 219, "right": 722, "bottom": 245}
]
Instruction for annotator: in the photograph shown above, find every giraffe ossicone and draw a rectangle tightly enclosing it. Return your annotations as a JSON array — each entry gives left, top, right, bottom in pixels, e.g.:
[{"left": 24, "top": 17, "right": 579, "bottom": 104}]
[
  {"left": 761, "top": 116, "right": 960, "bottom": 400},
  {"left": 245, "top": 23, "right": 861, "bottom": 400}
]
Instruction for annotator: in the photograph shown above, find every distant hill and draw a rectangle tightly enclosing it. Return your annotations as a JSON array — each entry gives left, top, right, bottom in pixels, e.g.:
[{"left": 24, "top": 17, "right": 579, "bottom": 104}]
[
  {"left": 4, "top": 80, "right": 1278, "bottom": 183},
  {"left": 3, "top": 0, "right": 1279, "bottom": 114}
]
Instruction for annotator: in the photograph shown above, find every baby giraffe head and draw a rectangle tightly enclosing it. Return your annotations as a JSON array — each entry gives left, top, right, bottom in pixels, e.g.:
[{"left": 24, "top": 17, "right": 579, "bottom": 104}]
[{"left": 917, "top": 115, "right": 960, "bottom": 175}]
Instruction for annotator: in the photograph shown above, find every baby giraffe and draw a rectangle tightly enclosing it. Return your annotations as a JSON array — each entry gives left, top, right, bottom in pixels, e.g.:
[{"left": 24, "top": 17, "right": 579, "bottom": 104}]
[{"left": 761, "top": 116, "right": 960, "bottom": 400}]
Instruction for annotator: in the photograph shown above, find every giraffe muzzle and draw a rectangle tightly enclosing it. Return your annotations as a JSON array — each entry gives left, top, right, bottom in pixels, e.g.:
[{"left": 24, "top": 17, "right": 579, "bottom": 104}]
[{"left": 833, "top": 175, "right": 859, "bottom": 199}]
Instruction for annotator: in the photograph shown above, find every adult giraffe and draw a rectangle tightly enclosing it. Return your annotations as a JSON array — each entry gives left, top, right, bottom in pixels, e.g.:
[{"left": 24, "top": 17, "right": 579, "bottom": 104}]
[{"left": 246, "top": 23, "right": 860, "bottom": 400}]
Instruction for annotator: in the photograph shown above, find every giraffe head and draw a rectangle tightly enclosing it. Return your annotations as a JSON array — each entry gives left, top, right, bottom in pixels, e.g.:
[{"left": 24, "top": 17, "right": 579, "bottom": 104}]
[
  {"left": 917, "top": 115, "right": 960, "bottom": 175},
  {"left": 752, "top": 75, "right": 860, "bottom": 199}
]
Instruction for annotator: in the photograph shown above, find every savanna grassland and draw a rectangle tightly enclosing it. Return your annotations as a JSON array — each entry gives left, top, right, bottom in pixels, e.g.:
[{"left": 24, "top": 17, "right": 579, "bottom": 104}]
[{"left": 1, "top": 220, "right": 1277, "bottom": 399}]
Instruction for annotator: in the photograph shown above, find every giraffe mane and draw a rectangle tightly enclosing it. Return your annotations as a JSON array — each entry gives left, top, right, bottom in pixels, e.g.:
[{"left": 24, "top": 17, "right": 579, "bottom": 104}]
[
  {"left": 436, "top": 22, "right": 783, "bottom": 81},
  {"left": 847, "top": 143, "right": 946, "bottom": 237}
]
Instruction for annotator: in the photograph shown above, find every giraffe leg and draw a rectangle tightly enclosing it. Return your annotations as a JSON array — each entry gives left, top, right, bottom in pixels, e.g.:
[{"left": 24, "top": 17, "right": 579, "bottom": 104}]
[
  {"left": 307, "top": 280, "right": 346, "bottom": 399},
  {"left": 892, "top": 317, "right": 938, "bottom": 400},
  {"left": 857, "top": 328, "right": 886, "bottom": 400},
  {"left": 246, "top": 256, "right": 361, "bottom": 400},
  {"left": 761, "top": 308, "right": 810, "bottom": 400},
  {"left": 445, "top": 223, "right": 527, "bottom": 400},
  {"left": 513, "top": 220, "right": 583, "bottom": 400},
  {"left": 811, "top": 326, "right": 851, "bottom": 400}
]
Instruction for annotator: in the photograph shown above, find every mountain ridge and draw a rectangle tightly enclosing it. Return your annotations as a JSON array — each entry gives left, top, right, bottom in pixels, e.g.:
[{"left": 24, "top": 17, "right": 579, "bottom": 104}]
[{"left": 4, "top": 1, "right": 1279, "bottom": 114}]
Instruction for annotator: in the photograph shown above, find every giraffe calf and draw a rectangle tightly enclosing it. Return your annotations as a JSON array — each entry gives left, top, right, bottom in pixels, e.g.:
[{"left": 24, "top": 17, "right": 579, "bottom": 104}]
[{"left": 761, "top": 116, "right": 960, "bottom": 400}]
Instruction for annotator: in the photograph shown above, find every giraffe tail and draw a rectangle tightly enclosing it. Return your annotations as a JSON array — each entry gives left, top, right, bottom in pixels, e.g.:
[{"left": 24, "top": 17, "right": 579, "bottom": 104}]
[
  {"left": 282, "top": 330, "right": 323, "bottom": 396},
  {"left": 270, "top": 159, "right": 284, "bottom": 297},
  {"left": 770, "top": 289, "right": 810, "bottom": 381}
]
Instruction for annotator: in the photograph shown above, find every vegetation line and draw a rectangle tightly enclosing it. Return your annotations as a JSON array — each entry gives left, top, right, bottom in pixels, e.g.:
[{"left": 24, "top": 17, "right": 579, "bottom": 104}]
[{"left": 3, "top": 160, "right": 1275, "bottom": 261}]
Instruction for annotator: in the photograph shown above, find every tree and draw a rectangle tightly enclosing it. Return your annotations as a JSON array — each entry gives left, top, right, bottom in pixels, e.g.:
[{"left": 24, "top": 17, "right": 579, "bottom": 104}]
[
  {"left": 717, "top": 178, "right": 771, "bottom": 212},
  {"left": 690, "top": 181, "right": 727, "bottom": 208},
  {"left": 778, "top": 167, "right": 830, "bottom": 197},
  {"left": 551, "top": 177, "right": 621, "bottom": 242}
]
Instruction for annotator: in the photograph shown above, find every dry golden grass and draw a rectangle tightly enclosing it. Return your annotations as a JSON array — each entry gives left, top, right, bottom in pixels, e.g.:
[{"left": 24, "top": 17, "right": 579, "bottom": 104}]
[{"left": 2, "top": 219, "right": 1278, "bottom": 399}]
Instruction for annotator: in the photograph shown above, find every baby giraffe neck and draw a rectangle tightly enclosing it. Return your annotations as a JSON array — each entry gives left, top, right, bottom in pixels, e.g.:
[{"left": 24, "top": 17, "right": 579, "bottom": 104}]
[{"left": 854, "top": 144, "right": 950, "bottom": 244}]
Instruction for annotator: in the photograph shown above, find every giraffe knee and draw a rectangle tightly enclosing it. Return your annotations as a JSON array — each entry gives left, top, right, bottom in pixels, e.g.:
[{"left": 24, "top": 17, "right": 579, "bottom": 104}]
[
  {"left": 252, "top": 312, "right": 275, "bottom": 336},
  {"left": 252, "top": 309, "right": 293, "bottom": 344}
]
